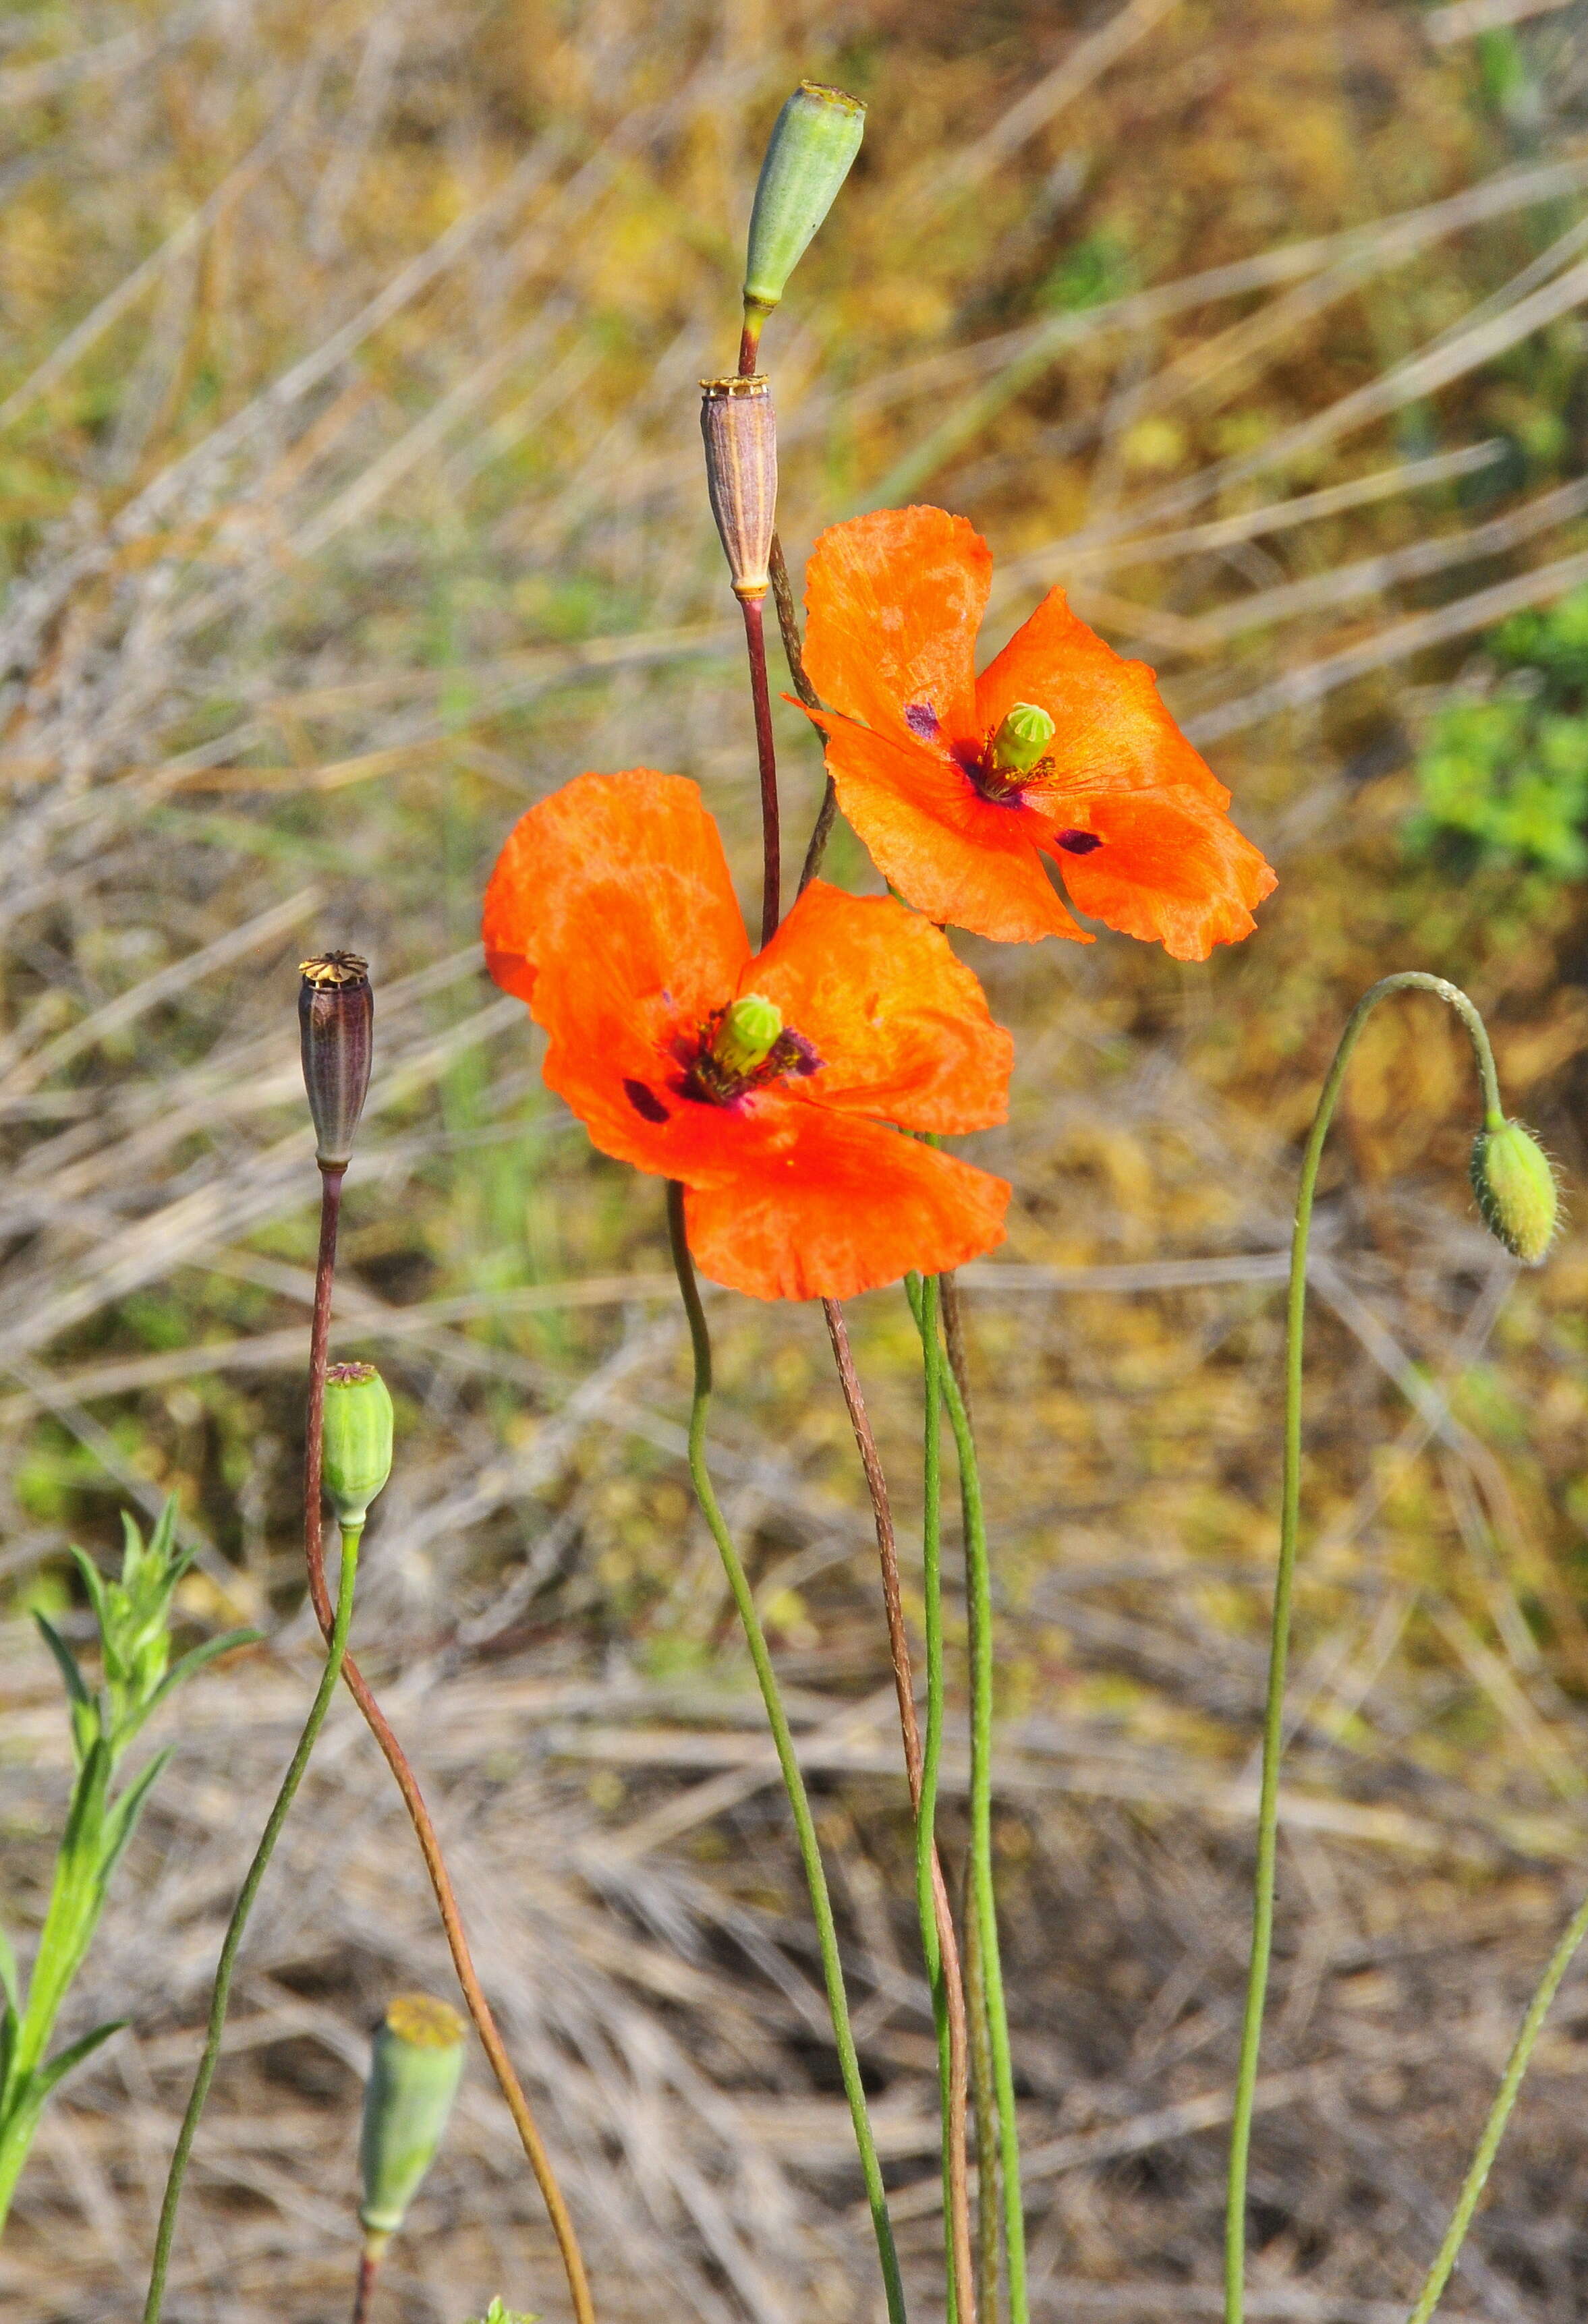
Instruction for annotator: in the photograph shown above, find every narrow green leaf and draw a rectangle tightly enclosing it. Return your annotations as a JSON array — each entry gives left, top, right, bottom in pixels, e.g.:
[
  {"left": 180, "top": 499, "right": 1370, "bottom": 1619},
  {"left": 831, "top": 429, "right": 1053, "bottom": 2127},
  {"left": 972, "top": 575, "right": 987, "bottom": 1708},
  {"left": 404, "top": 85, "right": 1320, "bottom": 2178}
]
[
  {"left": 139, "top": 1629, "right": 260, "bottom": 1727},
  {"left": 34, "top": 2018, "right": 127, "bottom": 2101},
  {"left": 0, "top": 1925, "right": 19, "bottom": 2021},
  {"left": 34, "top": 1613, "right": 90, "bottom": 1709},
  {"left": 98, "top": 1746, "right": 173, "bottom": 1886},
  {"left": 67, "top": 1545, "right": 111, "bottom": 1637}
]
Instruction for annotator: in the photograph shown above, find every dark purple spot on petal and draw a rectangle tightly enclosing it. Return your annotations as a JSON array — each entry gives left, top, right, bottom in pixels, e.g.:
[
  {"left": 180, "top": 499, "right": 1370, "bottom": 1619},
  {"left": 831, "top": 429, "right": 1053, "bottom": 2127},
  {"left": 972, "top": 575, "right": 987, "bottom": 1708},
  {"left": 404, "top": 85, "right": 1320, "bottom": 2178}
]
[
  {"left": 905, "top": 700, "right": 941, "bottom": 742},
  {"left": 783, "top": 1030, "right": 823, "bottom": 1076},
  {"left": 1054, "top": 829, "right": 1103, "bottom": 855},
  {"left": 624, "top": 1078, "right": 670, "bottom": 1122}
]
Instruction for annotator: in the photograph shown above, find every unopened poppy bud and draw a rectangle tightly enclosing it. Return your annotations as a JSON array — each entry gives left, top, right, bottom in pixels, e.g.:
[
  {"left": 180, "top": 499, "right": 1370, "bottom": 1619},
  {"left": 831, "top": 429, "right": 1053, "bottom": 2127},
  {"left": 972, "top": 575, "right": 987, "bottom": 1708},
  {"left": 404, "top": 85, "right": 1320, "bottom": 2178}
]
[
  {"left": 322, "top": 1362, "right": 394, "bottom": 1526},
  {"left": 716, "top": 993, "right": 783, "bottom": 1076},
  {"left": 742, "top": 82, "right": 866, "bottom": 331},
  {"left": 358, "top": 1993, "right": 465, "bottom": 2248},
  {"left": 1470, "top": 1118, "right": 1559, "bottom": 1266},
  {"left": 990, "top": 703, "right": 1056, "bottom": 775},
  {"left": 700, "top": 376, "right": 776, "bottom": 600},
  {"left": 299, "top": 952, "right": 372, "bottom": 1169}
]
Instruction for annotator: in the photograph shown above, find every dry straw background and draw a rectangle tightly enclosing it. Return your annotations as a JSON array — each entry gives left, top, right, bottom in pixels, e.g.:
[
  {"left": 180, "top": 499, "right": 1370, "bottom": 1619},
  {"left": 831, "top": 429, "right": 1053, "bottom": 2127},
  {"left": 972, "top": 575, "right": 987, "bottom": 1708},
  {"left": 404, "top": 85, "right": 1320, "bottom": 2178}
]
[{"left": 5, "top": 0, "right": 1588, "bottom": 2318}]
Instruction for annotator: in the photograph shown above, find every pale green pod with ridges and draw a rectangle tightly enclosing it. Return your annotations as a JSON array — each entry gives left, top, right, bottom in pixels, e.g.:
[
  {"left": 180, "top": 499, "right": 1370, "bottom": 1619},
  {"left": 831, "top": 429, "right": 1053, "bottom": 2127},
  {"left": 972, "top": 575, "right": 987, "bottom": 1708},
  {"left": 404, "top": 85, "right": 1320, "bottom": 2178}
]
[
  {"left": 358, "top": 1993, "right": 466, "bottom": 2243},
  {"left": 743, "top": 82, "right": 866, "bottom": 326},
  {"left": 322, "top": 1362, "right": 395, "bottom": 1526}
]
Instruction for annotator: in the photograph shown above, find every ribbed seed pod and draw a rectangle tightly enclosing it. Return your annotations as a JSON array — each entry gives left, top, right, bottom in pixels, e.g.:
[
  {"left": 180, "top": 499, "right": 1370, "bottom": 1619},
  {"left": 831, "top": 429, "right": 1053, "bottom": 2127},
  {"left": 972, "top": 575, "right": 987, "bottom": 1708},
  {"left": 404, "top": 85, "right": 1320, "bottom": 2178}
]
[
  {"left": 299, "top": 952, "right": 372, "bottom": 1168},
  {"left": 700, "top": 376, "right": 776, "bottom": 600},
  {"left": 358, "top": 1994, "right": 466, "bottom": 2246},
  {"left": 743, "top": 82, "right": 866, "bottom": 324},
  {"left": 322, "top": 1362, "right": 395, "bottom": 1526}
]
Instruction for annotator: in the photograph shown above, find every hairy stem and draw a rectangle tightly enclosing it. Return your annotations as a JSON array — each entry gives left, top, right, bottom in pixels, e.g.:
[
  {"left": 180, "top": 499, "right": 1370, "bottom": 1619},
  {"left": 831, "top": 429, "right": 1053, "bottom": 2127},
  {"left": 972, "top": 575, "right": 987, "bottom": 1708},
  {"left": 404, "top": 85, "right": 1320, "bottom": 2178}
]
[
  {"left": 1225, "top": 973, "right": 1508, "bottom": 2324},
  {"left": 667, "top": 1186, "right": 907, "bottom": 2324},
  {"left": 143, "top": 1525, "right": 362, "bottom": 2319},
  {"left": 304, "top": 1169, "right": 596, "bottom": 2324},
  {"left": 823, "top": 1298, "right": 976, "bottom": 2323},
  {"left": 913, "top": 1277, "right": 1028, "bottom": 2324}
]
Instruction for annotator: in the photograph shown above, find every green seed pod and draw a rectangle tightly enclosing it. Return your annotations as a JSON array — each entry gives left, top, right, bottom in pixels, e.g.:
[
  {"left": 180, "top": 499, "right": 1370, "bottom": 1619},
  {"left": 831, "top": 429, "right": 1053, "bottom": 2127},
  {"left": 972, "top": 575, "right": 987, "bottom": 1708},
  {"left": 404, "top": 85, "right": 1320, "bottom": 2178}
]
[
  {"left": 1470, "top": 1118, "right": 1560, "bottom": 1266},
  {"left": 990, "top": 703, "right": 1056, "bottom": 775},
  {"left": 716, "top": 993, "right": 783, "bottom": 1076},
  {"left": 358, "top": 1994, "right": 466, "bottom": 2242},
  {"left": 322, "top": 1362, "right": 395, "bottom": 1526},
  {"left": 743, "top": 82, "right": 866, "bottom": 325}
]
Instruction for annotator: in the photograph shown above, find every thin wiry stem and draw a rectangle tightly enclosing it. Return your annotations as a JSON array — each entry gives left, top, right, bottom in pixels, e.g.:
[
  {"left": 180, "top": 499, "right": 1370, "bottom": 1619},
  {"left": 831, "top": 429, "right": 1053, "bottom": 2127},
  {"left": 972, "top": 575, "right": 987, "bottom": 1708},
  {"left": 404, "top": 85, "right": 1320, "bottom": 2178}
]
[
  {"left": 351, "top": 2244, "right": 381, "bottom": 2324},
  {"left": 667, "top": 1184, "right": 907, "bottom": 2324},
  {"left": 1226, "top": 973, "right": 1507, "bottom": 2324},
  {"left": 913, "top": 1276, "right": 1028, "bottom": 2324},
  {"left": 1405, "top": 1887, "right": 1588, "bottom": 2324},
  {"left": 303, "top": 1169, "right": 596, "bottom": 2324},
  {"left": 741, "top": 593, "right": 781, "bottom": 946},
  {"left": 823, "top": 1297, "right": 977, "bottom": 2324},
  {"left": 143, "top": 1523, "right": 362, "bottom": 2321}
]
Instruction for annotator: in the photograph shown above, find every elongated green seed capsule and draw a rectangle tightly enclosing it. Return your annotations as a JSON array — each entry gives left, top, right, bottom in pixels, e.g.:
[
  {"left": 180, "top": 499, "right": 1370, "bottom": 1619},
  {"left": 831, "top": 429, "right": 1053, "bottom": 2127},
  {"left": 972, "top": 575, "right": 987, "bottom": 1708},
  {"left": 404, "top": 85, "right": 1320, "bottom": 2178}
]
[
  {"left": 990, "top": 703, "right": 1056, "bottom": 774},
  {"left": 1470, "top": 1118, "right": 1560, "bottom": 1266},
  {"left": 359, "top": 1994, "right": 466, "bottom": 2246},
  {"left": 743, "top": 82, "right": 866, "bottom": 328},
  {"left": 715, "top": 993, "right": 782, "bottom": 1076},
  {"left": 322, "top": 1362, "right": 395, "bottom": 1526}
]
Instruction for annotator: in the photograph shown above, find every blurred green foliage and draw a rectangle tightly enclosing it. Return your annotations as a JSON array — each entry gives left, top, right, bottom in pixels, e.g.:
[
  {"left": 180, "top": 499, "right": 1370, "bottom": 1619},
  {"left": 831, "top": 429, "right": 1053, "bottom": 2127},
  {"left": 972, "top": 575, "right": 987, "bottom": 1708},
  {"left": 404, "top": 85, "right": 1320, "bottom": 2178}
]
[{"left": 1410, "top": 587, "right": 1588, "bottom": 877}]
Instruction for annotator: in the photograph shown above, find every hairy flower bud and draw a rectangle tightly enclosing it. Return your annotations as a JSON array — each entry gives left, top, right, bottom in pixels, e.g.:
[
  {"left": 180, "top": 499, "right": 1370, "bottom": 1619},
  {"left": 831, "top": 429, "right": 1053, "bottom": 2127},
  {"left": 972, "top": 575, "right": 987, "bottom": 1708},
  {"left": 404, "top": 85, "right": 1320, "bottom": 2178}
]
[
  {"left": 1470, "top": 1118, "right": 1560, "bottom": 1266},
  {"left": 700, "top": 376, "right": 776, "bottom": 601},
  {"left": 299, "top": 952, "right": 372, "bottom": 1169},
  {"left": 743, "top": 82, "right": 866, "bottom": 326},
  {"left": 358, "top": 1993, "right": 466, "bottom": 2246},
  {"left": 990, "top": 703, "right": 1056, "bottom": 775},
  {"left": 322, "top": 1362, "right": 394, "bottom": 1526},
  {"left": 715, "top": 993, "right": 783, "bottom": 1076}
]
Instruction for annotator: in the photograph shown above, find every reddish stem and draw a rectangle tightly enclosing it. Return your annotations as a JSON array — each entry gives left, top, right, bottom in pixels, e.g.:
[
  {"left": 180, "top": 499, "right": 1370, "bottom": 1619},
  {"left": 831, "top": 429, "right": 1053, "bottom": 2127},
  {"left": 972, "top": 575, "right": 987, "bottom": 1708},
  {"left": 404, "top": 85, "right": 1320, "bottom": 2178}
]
[
  {"left": 306, "top": 1169, "right": 596, "bottom": 2324},
  {"left": 742, "top": 593, "right": 781, "bottom": 946},
  {"left": 351, "top": 2246, "right": 380, "bottom": 2324}
]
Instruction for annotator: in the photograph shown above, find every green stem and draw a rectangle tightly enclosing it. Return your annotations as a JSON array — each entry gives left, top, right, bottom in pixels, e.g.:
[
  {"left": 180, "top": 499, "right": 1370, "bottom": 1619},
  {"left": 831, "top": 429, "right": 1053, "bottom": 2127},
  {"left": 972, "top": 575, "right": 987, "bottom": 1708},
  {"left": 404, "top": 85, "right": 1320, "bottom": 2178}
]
[
  {"left": 665, "top": 1184, "right": 907, "bottom": 2324},
  {"left": 1225, "top": 973, "right": 1506, "bottom": 2324},
  {"left": 963, "top": 1857, "right": 1002, "bottom": 2324},
  {"left": 142, "top": 1524, "right": 362, "bottom": 2321},
  {"left": 1405, "top": 1886, "right": 1588, "bottom": 2323},
  {"left": 913, "top": 1276, "right": 1028, "bottom": 2324},
  {"left": 914, "top": 1273, "right": 961, "bottom": 2321}
]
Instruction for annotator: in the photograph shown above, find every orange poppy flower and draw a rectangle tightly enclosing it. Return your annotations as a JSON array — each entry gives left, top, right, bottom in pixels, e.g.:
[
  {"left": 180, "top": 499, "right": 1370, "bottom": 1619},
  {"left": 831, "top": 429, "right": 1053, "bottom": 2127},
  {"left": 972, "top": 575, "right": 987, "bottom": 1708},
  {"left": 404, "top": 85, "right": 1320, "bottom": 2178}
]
[
  {"left": 483, "top": 769, "right": 1013, "bottom": 1302},
  {"left": 797, "top": 505, "right": 1276, "bottom": 958}
]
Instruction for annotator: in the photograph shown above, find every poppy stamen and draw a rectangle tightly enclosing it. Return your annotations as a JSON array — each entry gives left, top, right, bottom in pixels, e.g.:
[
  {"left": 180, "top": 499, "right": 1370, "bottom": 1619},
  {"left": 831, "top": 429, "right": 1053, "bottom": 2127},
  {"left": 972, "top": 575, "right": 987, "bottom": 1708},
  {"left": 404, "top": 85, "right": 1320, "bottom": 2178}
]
[{"left": 682, "top": 993, "right": 822, "bottom": 1107}]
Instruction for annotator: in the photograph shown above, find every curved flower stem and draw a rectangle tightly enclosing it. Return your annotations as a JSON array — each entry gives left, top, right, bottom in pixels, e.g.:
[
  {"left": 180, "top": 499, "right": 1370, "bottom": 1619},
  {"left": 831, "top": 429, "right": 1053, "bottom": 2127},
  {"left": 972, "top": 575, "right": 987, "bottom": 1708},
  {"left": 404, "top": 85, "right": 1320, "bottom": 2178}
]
[
  {"left": 823, "top": 1297, "right": 976, "bottom": 2322},
  {"left": 1405, "top": 1885, "right": 1588, "bottom": 2323},
  {"left": 304, "top": 1169, "right": 596, "bottom": 2324},
  {"left": 741, "top": 594, "right": 781, "bottom": 946},
  {"left": 911, "top": 1275, "right": 1029, "bottom": 2324},
  {"left": 1225, "top": 973, "right": 1505, "bottom": 2324},
  {"left": 667, "top": 1185, "right": 907, "bottom": 2324},
  {"left": 913, "top": 1271, "right": 969, "bottom": 2323},
  {"left": 142, "top": 1523, "right": 362, "bottom": 2321}
]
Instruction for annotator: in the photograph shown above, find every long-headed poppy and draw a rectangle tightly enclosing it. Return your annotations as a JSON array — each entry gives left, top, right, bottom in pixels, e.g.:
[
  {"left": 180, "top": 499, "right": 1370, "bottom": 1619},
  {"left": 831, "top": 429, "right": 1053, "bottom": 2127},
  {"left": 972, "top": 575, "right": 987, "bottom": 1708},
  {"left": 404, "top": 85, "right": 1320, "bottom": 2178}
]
[
  {"left": 484, "top": 770, "right": 1013, "bottom": 1302},
  {"left": 797, "top": 504, "right": 1276, "bottom": 958}
]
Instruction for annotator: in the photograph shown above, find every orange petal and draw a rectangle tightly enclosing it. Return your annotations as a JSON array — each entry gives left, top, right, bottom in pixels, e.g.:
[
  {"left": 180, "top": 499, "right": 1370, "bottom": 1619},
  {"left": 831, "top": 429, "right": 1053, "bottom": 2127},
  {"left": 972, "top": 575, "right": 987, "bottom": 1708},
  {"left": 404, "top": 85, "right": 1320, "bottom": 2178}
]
[
  {"left": 1033, "top": 785, "right": 1277, "bottom": 962},
  {"left": 814, "top": 709, "right": 1087, "bottom": 946},
  {"left": 482, "top": 769, "right": 753, "bottom": 1182},
  {"left": 684, "top": 1106, "right": 1010, "bottom": 1301},
  {"left": 802, "top": 506, "right": 990, "bottom": 750},
  {"left": 749, "top": 880, "right": 1012, "bottom": 1132},
  {"left": 976, "top": 588, "right": 1230, "bottom": 809},
  {"left": 483, "top": 769, "right": 748, "bottom": 1016}
]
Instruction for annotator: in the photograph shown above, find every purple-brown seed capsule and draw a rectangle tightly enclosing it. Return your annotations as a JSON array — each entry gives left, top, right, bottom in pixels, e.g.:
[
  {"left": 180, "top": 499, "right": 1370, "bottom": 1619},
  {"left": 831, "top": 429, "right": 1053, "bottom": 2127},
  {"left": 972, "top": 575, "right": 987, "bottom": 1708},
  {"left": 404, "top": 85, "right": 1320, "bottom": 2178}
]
[
  {"left": 299, "top": 951, "right": 372, "bottom": 1169},
  {"left": 700, "top": 375, "right": 776, "bottom": 602}
]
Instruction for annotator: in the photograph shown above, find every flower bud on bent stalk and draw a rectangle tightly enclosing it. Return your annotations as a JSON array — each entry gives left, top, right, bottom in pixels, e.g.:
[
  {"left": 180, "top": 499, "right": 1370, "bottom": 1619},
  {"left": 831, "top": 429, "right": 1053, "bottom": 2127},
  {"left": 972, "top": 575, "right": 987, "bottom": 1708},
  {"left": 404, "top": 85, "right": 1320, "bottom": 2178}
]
[
  {"left": 1471, "top": 1117, "right": 1560, "bottom": 1265},
  {"left": 741, "top": 82, "right": 866, "bottom": 363}
]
